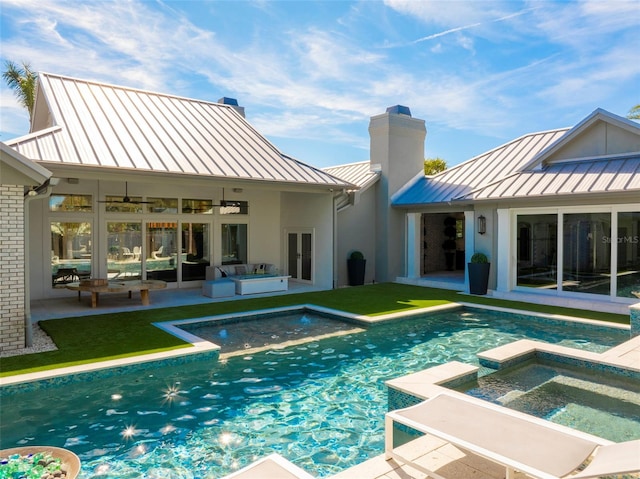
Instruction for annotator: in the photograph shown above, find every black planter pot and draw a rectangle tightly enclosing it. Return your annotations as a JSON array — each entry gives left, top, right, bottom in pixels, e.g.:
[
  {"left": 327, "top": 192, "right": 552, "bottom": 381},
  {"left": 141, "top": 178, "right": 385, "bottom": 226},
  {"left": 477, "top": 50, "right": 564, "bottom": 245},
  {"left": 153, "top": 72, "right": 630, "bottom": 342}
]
[
  {"left": 347, "top": 259, "right": 366, "bottom": 286},
  {"left": 468, "top": 262, "right": 490, "bottom": 295}
]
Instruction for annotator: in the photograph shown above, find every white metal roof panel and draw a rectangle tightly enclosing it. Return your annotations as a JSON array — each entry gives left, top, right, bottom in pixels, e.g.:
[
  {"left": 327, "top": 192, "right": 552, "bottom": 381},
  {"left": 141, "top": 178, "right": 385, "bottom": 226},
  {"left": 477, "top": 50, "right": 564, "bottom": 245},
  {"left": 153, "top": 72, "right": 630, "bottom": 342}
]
[
  {"left": 394, "top": 129, "right": 569, "bottom": 206},
  {"left": 323, "top": 161, "right": 379, "bottom": 190},
  {"left": 464, "top": 156, "right": 640, "bottom": 200},
  {"left": 6, "top": 72, "right": 350, "bottom": 188}
]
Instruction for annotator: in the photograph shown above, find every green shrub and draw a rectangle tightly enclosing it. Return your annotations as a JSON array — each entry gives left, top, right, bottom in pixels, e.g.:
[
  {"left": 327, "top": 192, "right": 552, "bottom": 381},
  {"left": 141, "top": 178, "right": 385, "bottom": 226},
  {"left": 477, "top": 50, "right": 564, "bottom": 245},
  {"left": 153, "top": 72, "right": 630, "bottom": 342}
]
[
  {"left": 470, "top": 252, "right": 489, "bottom": 263},
  {"left": 349, "top": 250, "right": 365, "bottom": 261}
]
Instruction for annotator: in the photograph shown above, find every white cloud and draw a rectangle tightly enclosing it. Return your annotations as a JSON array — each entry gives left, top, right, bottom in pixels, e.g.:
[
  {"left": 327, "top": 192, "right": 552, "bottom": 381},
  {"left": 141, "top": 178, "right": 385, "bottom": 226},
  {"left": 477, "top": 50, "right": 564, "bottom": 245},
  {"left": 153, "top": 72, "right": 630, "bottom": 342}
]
[
  {"left": 384, "top": 0, "right": 501, "bottom": 27},
  {"left": 0, "top": 0, "right": 637, "bottom": 163},
  {"left": 0, "top": 91, "right": 30, "bottom": 139}
]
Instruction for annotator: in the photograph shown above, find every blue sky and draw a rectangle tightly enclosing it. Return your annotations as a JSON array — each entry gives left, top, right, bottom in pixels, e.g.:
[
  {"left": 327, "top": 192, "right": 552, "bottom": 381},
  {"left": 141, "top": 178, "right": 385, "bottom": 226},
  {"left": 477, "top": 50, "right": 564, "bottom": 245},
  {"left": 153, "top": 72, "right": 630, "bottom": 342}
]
[{"left": 1, "top": 0, "right": 638, "bottom": 168}]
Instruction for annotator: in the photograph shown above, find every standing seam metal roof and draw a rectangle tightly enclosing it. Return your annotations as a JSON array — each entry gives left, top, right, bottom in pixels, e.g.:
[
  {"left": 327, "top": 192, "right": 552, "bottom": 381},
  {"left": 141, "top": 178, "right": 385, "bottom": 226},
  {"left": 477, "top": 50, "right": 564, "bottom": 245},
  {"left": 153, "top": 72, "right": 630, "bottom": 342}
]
[
  {"left": 322, "top": 161, "right": 380, "bottom": 190},
  {"left": 6, "top": 73, "right": 351, "bottom": 188},
  {"left": 459, "top": 155, "right": 640, "bottom": 200},
  {"left": 393, "top": 128, "right": 569, "bottom": 206}
]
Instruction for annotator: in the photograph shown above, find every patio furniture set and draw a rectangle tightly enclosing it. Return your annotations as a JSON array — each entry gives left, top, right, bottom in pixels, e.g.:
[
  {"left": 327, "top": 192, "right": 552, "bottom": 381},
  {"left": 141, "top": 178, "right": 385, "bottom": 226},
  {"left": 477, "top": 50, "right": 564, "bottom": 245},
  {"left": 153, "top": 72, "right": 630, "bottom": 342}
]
[{"left": 202, "top": 264, "right": 290, "bottom": 298}]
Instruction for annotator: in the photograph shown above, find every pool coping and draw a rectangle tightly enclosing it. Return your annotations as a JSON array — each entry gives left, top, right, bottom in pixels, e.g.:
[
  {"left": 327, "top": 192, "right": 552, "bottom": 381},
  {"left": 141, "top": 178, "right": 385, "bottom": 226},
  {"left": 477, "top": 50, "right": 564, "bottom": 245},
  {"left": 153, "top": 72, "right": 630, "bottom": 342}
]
[
  {"left": 385, "top": 336, "right": 640, "bottom": 447},
  {"left": 384, "top": 361, "right": 616, "bottom": 449},
  {"left": 0, "top": 301, "right": 630, "bottom": 388}
]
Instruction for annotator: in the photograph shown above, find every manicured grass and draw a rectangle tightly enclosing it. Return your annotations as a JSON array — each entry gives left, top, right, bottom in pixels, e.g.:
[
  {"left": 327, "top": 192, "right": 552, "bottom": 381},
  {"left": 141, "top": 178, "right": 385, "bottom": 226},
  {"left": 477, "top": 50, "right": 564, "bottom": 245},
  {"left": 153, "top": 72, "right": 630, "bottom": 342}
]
[{"left": 0, "top": 283, "right": 629, "bottom": 377}]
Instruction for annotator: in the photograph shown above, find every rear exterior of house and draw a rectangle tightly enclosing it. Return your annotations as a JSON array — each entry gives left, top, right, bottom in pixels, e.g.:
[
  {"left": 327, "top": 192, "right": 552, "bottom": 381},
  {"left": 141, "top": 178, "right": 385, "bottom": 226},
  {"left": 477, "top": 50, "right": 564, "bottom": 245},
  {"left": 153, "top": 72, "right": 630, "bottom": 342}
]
[
  {"left": 3, "top": 74, "right": 638, "bottom": 354},
  {"left": 393, "top": 109, "right": 640, "bottom": 311},
  {"left": 329, "top": 106, "right": 639, "bottom": 311},
  {"left": 5, "top": 73, "right": 353, "bottom": 306}
]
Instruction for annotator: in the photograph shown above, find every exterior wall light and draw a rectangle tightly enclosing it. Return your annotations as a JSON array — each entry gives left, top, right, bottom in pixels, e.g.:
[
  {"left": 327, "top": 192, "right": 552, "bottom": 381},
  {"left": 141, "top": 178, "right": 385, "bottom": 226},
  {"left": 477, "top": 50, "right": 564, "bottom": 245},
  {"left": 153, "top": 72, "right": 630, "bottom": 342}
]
[{"left": 477, "top": 215, "right": 487, "bottom": 235}]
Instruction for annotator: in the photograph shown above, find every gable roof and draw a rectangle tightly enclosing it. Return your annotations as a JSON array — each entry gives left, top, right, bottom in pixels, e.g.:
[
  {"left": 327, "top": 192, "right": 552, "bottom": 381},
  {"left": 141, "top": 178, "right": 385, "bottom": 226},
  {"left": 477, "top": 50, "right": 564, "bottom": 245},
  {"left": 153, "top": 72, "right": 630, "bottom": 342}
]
[
  {"left": 392, "top": 128, "right": 569, "bottom": 207},
  {"left": 522, "top": 108, "right": 640, "bottom": 171},
  {"left": 0, "top": 141, "right": 51, "bottom": 186},
  {"left": 323, "top": 161, "right": 380, "bottom": 192},
  {"left": 394, "top": 108, "right": 640, "bottom": 207},
  {"left": 457, "top": 109, "right": 640, "bottom": 202},
  {"left": 6, "top": 72, "right": 351, "bottom": 189},
  {"left": 460, "top": 154, "right": 640, "bottom": 201}
]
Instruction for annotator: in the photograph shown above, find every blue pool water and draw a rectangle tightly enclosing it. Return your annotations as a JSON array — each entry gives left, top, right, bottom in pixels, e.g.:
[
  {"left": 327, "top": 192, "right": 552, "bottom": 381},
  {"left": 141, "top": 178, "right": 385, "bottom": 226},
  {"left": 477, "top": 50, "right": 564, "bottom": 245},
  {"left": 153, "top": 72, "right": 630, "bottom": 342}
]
[
  {"left": 0, "top": 308, "right": 629, "bottom": 478},
  {"left": 459, "top": 361, "right": 640, "bottom": 442}
]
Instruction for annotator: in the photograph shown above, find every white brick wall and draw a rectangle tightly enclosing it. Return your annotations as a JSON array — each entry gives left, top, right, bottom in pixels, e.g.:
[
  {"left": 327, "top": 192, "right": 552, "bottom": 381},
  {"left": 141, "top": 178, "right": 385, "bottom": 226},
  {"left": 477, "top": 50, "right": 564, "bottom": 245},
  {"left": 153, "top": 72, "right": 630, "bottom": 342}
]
[{"left": 0, "top": 185, "right": 26, "bottom": 352}]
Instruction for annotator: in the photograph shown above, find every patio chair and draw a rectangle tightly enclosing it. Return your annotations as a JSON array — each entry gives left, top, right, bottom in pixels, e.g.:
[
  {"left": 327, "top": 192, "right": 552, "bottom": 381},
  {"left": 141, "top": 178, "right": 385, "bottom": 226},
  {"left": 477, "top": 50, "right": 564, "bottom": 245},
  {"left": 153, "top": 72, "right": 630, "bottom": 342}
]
[
  {"left": 385, "top": 393, "right": 640, "bottom": 479},
  {"left": 132, "top": 246, "right": 141, "bottom": 260},
  {"left": 52, "top": 267, "right": 79, "bottom": 286},
  {"left": 152, "top": 245, "right": 164, "bottom": 259},
  {"left": 219, "top": 453, "right": 315, "bottom": 479}
]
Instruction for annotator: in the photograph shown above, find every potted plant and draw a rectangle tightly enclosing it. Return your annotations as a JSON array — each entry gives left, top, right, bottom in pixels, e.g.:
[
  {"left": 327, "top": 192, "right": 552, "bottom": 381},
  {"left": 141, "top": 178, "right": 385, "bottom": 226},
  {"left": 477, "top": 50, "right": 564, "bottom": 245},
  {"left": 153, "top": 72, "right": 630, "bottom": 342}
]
[
  {"left": 442, "top": 216, "right": 457, "bottom": 271},
  {"left": 347, "top": 250, "right": 366, "bottom": 286},
  {"left": 468, "top": 252, "right": 490, "bottom": 295}
]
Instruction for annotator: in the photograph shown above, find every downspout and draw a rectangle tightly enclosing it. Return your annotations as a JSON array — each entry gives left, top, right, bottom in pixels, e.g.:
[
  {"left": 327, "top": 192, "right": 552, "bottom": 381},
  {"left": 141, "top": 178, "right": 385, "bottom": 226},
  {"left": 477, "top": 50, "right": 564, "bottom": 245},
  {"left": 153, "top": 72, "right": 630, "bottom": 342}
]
[
  {"left": 332, "top": 189, "right": 350, "bottom": 289},
  {"left": 23, "top": 178, "right": 57, "bottom": 346}
]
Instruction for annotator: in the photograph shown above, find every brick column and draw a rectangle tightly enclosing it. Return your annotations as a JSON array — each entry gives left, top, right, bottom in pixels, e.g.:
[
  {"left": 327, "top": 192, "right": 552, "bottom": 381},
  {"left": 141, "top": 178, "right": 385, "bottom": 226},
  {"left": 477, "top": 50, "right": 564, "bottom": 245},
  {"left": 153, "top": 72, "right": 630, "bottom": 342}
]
[{"left": 0, "top": 185, "right": 26, "bottom": 352}]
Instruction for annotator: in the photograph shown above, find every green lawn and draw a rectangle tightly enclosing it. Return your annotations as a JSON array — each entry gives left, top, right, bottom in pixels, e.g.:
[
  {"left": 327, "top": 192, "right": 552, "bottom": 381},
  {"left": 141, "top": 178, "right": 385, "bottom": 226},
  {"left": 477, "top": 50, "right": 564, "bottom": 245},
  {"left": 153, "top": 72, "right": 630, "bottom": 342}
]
[{"left": 0, "top": 283, "right": 629, "bottom": 377}]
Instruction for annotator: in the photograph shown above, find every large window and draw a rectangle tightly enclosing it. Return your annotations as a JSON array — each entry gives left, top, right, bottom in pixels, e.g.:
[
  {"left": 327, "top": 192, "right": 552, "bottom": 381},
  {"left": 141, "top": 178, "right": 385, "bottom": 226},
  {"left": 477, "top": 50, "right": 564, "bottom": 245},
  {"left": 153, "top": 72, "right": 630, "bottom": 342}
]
[
  {"left": 182, "top": 223, "right": 210, "bottom": 281},
  {"left": 515, "top": 209, "right": 639, "bottom": 299},
  {"left": 516, "top": 214, "right": 557, "bottom": 289},
  {"left": 221, "top": 224, "right": 247, "bottom": 265},
  {"left": 616, "top": 211, "right": 640, "bottom": 298},
  {"left": 106, "top": 222, "right": 142, "bottom": 279},
  {"left": 51, "top": 221, "right": 92, "bottom": 286},
  {"left": 146, "top": 222, "right": 178, "bottom": 282},
  {"left": 562, "top": 213, "right": 611, "bottom": 295}
]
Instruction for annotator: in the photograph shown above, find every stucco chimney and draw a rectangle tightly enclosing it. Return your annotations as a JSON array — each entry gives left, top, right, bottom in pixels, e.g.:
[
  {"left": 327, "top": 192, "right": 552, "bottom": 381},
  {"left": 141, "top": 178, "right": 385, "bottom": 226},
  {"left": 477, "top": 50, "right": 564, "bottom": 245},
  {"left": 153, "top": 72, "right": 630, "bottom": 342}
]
[
  {"left": 218, "top": 97, "right": 245, "bottom": 118},
  {"left": 369, "top": 105, "right": 426, "bottom": 195},
  {"left": 369, "top": 105, "right": 426, "bottom": 283}
]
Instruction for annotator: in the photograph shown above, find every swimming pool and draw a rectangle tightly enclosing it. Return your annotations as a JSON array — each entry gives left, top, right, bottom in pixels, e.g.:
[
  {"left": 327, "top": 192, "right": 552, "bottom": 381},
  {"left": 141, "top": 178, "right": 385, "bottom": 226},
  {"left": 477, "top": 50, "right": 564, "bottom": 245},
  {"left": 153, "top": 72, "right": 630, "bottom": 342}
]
[
  {"left": 0, "top": 307, "right": 628, "bottom": 478},
  {"left": 457, "top": 360, "right": 640, "bottom": 442}
]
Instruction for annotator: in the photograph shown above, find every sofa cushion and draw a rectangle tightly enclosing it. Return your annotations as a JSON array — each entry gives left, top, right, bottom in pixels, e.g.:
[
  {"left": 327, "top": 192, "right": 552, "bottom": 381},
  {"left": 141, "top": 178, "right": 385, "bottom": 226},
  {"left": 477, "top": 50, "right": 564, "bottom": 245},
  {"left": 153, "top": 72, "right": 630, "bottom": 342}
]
[{"left": 205, "top": 264, "right": 276, "bottom": 280}]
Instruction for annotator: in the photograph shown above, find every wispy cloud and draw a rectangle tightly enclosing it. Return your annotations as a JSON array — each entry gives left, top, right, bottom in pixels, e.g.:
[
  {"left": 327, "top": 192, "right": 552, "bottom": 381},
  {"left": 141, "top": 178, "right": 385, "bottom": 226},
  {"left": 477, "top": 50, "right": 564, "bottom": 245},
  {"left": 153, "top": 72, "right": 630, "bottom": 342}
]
[{"left": 0, "top": 0, "right": 638, "bottom": 166}]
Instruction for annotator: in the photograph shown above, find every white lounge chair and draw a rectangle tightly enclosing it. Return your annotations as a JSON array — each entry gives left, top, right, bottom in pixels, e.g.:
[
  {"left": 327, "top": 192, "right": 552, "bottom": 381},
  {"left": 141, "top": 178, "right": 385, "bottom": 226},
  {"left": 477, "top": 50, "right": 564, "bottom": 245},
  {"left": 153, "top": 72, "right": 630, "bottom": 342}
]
[
  {"left": 152, "top": 245, "right": 164, "bottom": 259},
  {"left": 220, "top": 453, "right": 315, "bottom": 479},
  {"left": 385, "top": 393, "right": 640, "bottom": 479}
]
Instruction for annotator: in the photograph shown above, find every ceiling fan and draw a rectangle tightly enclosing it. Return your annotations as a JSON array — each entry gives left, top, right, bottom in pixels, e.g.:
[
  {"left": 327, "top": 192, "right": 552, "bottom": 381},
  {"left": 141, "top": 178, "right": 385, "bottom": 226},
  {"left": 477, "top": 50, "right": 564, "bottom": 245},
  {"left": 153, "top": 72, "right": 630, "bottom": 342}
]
[
  {"left": 212, "top": 188, "right": 241, "bottom": 208},
  {"left": 98, "top": 182, "right": 154, "bottom": 204}
]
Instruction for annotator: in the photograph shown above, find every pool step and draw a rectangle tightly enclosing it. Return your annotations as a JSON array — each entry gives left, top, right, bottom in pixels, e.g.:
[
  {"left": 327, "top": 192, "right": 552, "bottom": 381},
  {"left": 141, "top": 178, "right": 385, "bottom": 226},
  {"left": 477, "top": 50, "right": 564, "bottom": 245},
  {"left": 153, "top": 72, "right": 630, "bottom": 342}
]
[{"left": 549, "top": 375, "right": 640, "bottom": 407}]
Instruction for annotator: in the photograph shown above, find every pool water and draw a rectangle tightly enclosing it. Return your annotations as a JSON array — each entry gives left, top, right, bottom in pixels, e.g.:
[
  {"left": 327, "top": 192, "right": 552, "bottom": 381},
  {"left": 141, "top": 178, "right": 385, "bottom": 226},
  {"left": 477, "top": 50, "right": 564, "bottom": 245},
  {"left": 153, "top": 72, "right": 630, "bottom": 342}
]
[
  {"left": 179, "top": 311, "right": 365, "bottom": 354},
  {"left": 0, "top": 308, "right": 628, "bottom": 478},
  {"left": 459, "top": 361, "right": 640, "bottom": 442}
]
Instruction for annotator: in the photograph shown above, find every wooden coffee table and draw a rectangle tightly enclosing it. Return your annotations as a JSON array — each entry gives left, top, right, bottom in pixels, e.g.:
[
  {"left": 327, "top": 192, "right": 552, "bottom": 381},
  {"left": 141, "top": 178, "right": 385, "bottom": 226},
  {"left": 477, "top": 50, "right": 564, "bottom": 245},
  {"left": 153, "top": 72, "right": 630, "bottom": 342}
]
[{"left": 66, "top": 280, "right": 166, "bottom": 307}]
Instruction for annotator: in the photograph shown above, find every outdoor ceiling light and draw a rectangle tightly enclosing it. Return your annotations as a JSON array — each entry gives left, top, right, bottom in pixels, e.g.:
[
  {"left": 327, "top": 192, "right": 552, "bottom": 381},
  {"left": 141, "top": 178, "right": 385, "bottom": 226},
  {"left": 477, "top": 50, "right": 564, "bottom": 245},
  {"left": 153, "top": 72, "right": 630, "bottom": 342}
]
[{"left": 478, "top": 215, "right": 487, "bottom": 235}]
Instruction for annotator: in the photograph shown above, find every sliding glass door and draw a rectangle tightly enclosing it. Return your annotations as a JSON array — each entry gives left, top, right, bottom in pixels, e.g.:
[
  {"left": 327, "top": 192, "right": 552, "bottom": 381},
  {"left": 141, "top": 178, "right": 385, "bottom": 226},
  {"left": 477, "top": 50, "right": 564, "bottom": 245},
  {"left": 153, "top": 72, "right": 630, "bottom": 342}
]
[
  {"left": 562, "top": 213, "right": 611, "bottom": 295},
  {"left": 515, "top": 208, "right": 639, "bottom": 300}
]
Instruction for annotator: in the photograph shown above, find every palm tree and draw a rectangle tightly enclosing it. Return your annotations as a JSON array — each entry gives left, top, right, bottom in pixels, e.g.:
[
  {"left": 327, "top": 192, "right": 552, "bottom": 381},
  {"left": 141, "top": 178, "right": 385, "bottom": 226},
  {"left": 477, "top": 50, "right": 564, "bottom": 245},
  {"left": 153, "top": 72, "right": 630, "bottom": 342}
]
[
  {"left": 628, "top": 104, "right": 640, "bottom": 120},
  {"left": 2, "top": 60, "right": 38, "bottom": 123},
  {"left": 424, "top": 157, "right": 447, "bottom": 175}
]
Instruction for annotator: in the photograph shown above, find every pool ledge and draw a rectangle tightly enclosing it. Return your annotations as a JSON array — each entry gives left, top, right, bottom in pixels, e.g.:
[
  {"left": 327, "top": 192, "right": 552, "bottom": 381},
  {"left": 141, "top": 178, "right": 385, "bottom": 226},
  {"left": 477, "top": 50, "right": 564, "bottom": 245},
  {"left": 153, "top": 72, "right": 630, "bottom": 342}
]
[
  {"left": 0, "top": 341, "right": 220, "bottom": 388},
  {"left": 386, "top": 335, "right": 640, "bottom": 416},
  {"left": 477, "top": 336, "right": 640, "bottom": 374}
]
